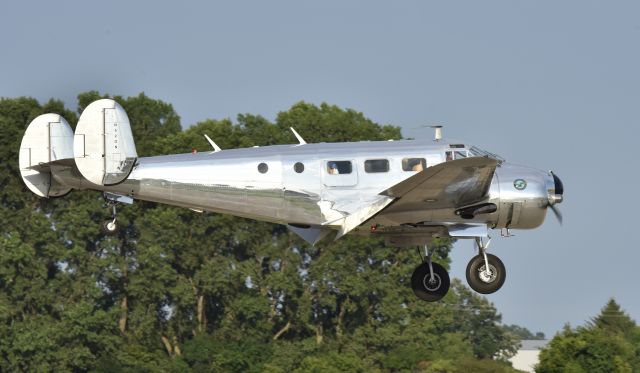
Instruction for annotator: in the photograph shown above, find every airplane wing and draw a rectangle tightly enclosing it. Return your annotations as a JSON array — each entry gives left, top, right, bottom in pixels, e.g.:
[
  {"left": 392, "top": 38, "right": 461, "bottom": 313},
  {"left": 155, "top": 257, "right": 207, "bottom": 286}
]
[
  {"left": 380, "top": 156, "right": 498, "bottom": 212},
  {"left": 317, "top": 157, "right": 497, "bottom": 242},
  {"left": 330, "top": 194, "right": 395, "bottom": 239}
]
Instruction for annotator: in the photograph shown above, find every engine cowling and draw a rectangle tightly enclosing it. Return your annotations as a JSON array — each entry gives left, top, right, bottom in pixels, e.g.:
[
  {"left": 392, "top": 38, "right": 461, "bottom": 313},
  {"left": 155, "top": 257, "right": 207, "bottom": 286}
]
[{"left": 488, "top": 163, "right": 563, "bottom": 229}]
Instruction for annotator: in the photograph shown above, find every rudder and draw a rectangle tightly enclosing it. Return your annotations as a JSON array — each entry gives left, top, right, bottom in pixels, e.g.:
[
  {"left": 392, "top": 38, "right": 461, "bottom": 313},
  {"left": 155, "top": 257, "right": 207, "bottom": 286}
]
[
  {"left": 19, "top": 113, "right": 74, "bottom": 197},
  {"left": 73, "top": 99, "right": 138, "bottom": 185}
]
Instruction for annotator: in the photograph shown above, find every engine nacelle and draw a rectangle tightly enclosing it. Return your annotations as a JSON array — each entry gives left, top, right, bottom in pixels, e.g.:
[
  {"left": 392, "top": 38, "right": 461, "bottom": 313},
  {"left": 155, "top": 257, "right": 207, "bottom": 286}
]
[{"left": 489, "top": 163, "right": 560, "bottom": 229}]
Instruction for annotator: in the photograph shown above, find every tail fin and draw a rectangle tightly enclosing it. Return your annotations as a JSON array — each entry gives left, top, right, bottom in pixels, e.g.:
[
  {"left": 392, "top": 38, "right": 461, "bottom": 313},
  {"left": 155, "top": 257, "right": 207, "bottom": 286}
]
[
  {"left": 19, "top": 114, "right": 74, "bottom": 197},
  {"left": 19, "top": 99, "right": 138, "bottom": 197},
  {"left": 74, "top": 99, "right": 137, "bottom": 185}
]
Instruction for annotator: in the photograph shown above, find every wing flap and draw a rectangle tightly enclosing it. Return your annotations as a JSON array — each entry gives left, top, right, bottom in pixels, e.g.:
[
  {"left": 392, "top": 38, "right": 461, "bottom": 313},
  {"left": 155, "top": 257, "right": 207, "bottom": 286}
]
[
  {"left": 318, "top": 194, "right": 395, "bottom": 239},
  {"left": 334, "top": 195, "right": 395, "bottom": 239}
]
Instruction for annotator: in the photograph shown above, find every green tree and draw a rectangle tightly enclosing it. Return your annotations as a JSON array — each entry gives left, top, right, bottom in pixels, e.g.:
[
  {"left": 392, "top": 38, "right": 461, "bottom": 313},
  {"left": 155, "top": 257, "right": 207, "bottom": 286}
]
[
  {"left": 589, "top": 298, "right": 637, "bottom": 338},
  {"left": 275, "top": 101, "right": 401, "bottom": 143},
  {"left": 537, "top": 299, "right": 640, "bottom": 373},
  {"left": 503, "top": 324, "right": 545, "bottom": 340},
  {"left": 1, "top": 93, "right": 522, "bottom": 372}
]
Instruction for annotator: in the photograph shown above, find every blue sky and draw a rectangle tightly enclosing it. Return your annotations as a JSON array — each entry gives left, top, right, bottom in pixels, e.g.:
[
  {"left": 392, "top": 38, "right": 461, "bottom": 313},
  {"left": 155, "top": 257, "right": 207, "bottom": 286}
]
[{"left": 2, "top": 1, "right": 639, "bottom": 337}]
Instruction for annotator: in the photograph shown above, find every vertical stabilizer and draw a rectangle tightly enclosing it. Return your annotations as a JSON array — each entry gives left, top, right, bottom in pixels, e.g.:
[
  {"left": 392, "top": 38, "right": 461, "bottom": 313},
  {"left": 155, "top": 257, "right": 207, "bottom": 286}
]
[
  {"left": 74, "top": 99, "right": 137, "bottom": 185},
  {"left": 19, "top": 113, "right": 74, "bottom": 197}
]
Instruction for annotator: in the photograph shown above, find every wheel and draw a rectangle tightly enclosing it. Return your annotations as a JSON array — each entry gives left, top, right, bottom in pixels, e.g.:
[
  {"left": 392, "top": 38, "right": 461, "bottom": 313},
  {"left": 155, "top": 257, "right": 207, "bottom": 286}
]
[
  {"left": 101, "top": 220, "right": 119, "bottom": 236},
  {"left": 465, "top": 254, "right": 506, "bottom": 294},
  {"left": 411, "top": 261, "right": 450, "bottom": 302}
]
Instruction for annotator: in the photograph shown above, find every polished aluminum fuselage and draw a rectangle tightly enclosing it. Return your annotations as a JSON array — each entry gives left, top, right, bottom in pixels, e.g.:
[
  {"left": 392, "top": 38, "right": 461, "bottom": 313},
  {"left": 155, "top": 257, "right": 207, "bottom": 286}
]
[{"left": 55, "top": 138, "right": 554, "bottom": 237}]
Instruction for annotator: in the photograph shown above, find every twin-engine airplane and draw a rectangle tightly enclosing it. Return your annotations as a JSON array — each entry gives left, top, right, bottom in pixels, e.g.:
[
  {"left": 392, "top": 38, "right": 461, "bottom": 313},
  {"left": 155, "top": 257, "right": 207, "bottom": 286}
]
[{"left": 19, "top": 99, "right": 564, "bottom": 301}]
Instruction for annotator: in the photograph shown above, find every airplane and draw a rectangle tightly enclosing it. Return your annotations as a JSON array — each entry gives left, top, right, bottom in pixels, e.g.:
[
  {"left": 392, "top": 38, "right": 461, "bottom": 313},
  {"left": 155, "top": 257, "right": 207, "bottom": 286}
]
[{"left": 18, "top": 99, "right": 564, "bottom": 302}]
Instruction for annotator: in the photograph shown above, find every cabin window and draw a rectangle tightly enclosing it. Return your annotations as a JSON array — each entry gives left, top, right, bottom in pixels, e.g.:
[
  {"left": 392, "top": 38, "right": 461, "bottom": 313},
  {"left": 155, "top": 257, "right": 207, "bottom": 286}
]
[
  {"left": 326, "top": 161, "right": 352, "bottom": 175},
  {"left": 364, "top": 159, "right": 389, "bottom": 173},
  {"left": 258, "top": 163, "right": 268, "bottom": 173},
  {"left": 402, "top": 158, "right": 426, "bottom": 171},
  {"left": 294, "top": 162, "right": 304, "bottom": 173}
]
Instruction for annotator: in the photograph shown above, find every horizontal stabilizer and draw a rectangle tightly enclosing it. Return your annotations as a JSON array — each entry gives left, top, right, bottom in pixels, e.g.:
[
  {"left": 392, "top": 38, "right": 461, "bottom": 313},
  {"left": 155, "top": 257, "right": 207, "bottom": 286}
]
[
  {"left": 74, "top": 99, "right": 137, "bottom": 186},
  {"left": 19, "top": 114, "right": 74, "bottom": 197}
]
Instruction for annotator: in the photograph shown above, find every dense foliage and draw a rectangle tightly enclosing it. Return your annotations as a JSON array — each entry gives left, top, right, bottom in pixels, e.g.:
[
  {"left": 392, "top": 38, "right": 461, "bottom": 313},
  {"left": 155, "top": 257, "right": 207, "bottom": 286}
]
[
  {"left": 502, "top": 324, "right": 545, "bottom": 341},
  {"left": 537, "top": 299, "right": 640, "bottom": 373},
  {"left": 1, "top": 92, "right": 523, "bottom": 372}
]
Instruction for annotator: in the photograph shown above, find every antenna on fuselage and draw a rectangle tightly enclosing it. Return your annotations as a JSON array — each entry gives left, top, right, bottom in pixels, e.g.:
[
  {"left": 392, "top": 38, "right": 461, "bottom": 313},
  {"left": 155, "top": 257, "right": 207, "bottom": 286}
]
[
  {"left": 429, "top": 125, "right": 443, "bottom": 142},
  {"left": 289, "top": 127, "right": 307, "bottom": 145},
  {"left": 203, "top": 134, "right": 222, "bottom": 152}
]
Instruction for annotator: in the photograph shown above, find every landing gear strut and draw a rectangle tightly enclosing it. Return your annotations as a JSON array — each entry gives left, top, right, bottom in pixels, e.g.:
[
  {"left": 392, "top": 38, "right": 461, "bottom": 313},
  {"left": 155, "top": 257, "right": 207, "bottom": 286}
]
[
  {"left": 101, "top": 202, "right": 119, "bottom": 236},
  {"left": 100, "top": 193, "right": 134, "bottom": 236},
  {"left": 465, "top": 237, "right": 506, "bottom": 294},
  {"left": 411, "top": 244, "right": 450, "bottom": 302}
]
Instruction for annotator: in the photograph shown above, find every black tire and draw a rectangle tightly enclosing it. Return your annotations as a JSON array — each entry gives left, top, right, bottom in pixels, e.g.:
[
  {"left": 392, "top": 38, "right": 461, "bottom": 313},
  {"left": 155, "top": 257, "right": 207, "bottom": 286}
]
[
  {"left": 101, "top": 220, "right": 119, "bottom": 236},
  {"left": 411, "top": 261, "right": 450, "bottom": 302},
  {"left": 465, "top": 254, "right": 506, "bottom": 294}
]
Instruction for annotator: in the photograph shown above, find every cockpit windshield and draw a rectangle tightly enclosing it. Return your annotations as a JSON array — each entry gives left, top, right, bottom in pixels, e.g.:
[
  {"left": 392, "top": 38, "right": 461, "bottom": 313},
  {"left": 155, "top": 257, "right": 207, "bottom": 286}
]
[
  {"left": 469, "top": 146, "right": 505, "bottom": 162},
  {"left": 445, "top": 149, "right": 470, "bottom": 161}
]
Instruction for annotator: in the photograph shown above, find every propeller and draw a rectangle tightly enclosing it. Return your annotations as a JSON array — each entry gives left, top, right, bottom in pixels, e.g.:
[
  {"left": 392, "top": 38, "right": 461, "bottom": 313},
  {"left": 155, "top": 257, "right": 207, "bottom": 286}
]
[
  {"left": 549, "top": 204, "right": 563, "bottom": 225},
  {"left": 548, "top": 172, "right": 564, "bottom": 225}
]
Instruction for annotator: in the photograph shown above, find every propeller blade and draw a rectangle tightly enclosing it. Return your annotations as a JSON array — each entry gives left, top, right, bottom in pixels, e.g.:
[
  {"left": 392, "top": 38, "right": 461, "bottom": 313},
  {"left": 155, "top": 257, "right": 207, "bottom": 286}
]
[{"left": 550, "top": 204, "right": 563, "bottom": 225}]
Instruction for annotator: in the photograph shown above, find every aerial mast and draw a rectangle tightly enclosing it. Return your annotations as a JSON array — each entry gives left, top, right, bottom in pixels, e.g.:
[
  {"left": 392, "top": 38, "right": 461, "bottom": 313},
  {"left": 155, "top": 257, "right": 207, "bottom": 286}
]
[{"left": 430, "top": 125, "right": 443, "bottom": 142}]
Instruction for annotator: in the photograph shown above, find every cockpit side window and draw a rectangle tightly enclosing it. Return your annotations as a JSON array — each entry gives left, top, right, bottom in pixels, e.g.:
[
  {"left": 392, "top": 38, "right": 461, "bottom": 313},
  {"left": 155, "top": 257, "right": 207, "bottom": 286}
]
[
  {"left": 454, "top": 150, "right": 468, "bottom": 159},
  {"left": 402, "top": 158, "right": 426, "bottom": 171},
  {"left": 326, "top": 161, "right": 352, "bottom": 175},
  {"left": 469, "top": 146, "right": 505, "bottom": 162},
  {"left": 446, "top": 150, "right": 469, "bottom": 161},
  {"left": 446, "top": 151, "right": 453, "bottom": 162}
]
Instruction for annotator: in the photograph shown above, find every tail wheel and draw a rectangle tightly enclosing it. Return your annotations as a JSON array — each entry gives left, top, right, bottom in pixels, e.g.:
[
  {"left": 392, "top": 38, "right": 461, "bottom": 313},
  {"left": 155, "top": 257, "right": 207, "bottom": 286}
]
[
  {"left": 101, "top": 220, "right": 119, "bottom": 236},
  {"left": 465, "top": 254, "right": 506, "bottom": 294},
  {"left": 411, "top": 261, "right": 450, "bottom": 302}
]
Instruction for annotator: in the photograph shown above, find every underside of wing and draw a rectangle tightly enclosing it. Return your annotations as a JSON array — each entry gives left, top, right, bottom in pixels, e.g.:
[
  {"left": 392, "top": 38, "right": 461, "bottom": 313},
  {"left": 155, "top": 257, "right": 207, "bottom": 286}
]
[
  {"left": 287, "top": 224, "right": 333, "bottom": 245},
  {"left": 380, "top": 157, "right": 498, "bottom": 213}
]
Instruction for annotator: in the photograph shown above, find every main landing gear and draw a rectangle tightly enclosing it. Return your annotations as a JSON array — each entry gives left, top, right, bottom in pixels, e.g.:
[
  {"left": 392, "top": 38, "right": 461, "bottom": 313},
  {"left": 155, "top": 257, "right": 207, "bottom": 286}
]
[
  {"left": 465, "top": 237, "right": 506, "bottom": 294},
  {"left": 411, "top": 245, "right": 450, "bottom": 301},
  {"left": 410, "top": 237, "right": 506, "bottom": 302}
]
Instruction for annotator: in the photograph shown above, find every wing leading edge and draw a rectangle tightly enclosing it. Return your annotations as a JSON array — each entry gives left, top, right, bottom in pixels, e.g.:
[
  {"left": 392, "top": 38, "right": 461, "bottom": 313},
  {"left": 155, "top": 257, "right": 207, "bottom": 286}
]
[{"left": 380, "top": 156, "right": 498, "bottom": 213}]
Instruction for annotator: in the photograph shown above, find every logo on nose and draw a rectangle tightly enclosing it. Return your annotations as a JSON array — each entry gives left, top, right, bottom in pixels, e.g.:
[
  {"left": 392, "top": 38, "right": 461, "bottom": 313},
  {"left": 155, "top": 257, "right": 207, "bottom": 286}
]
[{"left": 514, "top": 179, "right": 527, "bottom": 190}]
